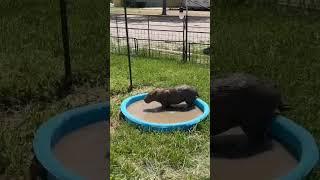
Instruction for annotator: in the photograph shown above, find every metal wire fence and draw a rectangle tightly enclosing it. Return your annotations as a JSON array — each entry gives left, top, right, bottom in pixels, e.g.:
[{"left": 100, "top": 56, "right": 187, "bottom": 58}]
[{"left": 110, "top": 14, "right": 210, "bottom": 65}]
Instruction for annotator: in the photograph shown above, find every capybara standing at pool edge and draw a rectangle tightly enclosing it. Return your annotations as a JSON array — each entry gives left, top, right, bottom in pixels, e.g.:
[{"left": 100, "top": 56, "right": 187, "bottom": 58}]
[
  {"left": 144, "top": 85, "right": 199, "bottom": 108},
  {"left": 211, "top": 73, "right": 290, "bottom": 147}
]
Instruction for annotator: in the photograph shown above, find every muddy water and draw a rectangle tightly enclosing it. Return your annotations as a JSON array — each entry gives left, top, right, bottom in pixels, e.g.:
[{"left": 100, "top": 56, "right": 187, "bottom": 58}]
[
  {"left": 127, "top": 100, "right": 204, "bottom": 124},
  {"left": 54, "top": 121, "right": 107, "bottom": 180},
  {"left": 212, "top": 127, "right": 298, "bottom": 180}
]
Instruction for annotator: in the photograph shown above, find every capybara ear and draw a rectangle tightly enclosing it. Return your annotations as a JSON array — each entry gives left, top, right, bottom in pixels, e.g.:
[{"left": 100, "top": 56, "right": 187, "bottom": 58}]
[{"left": 164, "top": 89, "right": 170, "bottom": 95}]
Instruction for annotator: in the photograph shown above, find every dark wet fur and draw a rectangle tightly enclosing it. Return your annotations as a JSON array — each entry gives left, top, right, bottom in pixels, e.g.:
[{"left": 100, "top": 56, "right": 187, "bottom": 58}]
[
  {"left": 144, "top": 85, "right": 199, "bottom": 108},
  {"left": 211, "top": 73, "right": 291, "bottom": 148}
]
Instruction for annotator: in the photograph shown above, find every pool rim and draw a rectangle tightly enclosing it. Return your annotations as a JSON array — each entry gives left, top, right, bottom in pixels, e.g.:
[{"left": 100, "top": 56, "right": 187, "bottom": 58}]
[
  {"left": 120, "top": 93, "right": 210, "bottom": 132},
  {"left": 32, "top": 102, "right": 108, "bottom": 180},
  {"left": 272, "top": 115, "right": 319, "bottom": 180},
  {"left": 32, "top": 101, "right": 319, "bottom": 180}
]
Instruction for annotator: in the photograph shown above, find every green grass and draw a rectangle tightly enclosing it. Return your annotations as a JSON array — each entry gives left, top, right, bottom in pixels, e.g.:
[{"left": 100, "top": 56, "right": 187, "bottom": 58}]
[
  {"left": 0, "top": 0, "right": 107, "bottom": 177},
  {"left": 110, "top": 54, "right": 210, "bottom": 179},
  {"left": 0, "top": 0, "right": 107, "bottom": 108},
  {"left": 110, "top": 42, "right": 210, "bottom": 65},
  {"left": 212, "top": 4, "right": 320, "bottom": 179}
]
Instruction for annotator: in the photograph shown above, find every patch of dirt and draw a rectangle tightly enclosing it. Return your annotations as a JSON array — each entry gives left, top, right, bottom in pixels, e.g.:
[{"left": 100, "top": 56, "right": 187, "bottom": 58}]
[
  {"left": 63, "top": 86, "right": 108, "bottom": 108},
  {"left": 0, "top": 86, "right": 108, "bottom": 127}
]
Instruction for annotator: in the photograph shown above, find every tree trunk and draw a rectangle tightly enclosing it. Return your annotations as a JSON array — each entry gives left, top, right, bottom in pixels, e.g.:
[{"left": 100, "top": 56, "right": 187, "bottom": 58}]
[{"left": 162, "top": 0, "right": 167, "bottom": 15}]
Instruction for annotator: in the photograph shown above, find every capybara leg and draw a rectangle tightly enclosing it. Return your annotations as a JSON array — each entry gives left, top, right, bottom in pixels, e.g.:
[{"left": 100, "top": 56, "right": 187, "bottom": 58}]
[
  {"left": 161, "top": 103, "right": 169, "bottom": 109},
  {"left": 212, "top": 122, "right": 229, "bottom": 135},
  {"left": 241, "top": 123, "right": 268, "bottom": 149},
  {"left": 186, "top": 98, "right": 195, "bottom": 107}
]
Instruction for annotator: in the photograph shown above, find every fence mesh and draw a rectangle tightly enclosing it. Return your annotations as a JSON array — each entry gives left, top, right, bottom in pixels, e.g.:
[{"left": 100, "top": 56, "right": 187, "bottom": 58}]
[{"left": 110, "top": 14, "right": 210, "bottom": 65}]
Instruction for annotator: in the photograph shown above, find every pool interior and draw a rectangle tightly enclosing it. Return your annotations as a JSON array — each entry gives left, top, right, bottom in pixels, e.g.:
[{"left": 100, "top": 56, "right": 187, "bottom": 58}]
[
  {"left": 126, "top": 100, "right": 204, "bottom": 124},
  {"left": 212, "top": 127, "right": 298, "bottom": 180},
  {"left": 53, "top": 121, "right": 107, "bottom": 180}
]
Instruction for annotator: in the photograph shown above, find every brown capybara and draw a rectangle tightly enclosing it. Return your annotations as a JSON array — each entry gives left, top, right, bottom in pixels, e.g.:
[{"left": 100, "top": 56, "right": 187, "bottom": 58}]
[
  {"left": 211, "top": 73, "right": 290, "bottom": 148},
  {"left": 144, "top": 85, "right": 199, "bottom": 108}
]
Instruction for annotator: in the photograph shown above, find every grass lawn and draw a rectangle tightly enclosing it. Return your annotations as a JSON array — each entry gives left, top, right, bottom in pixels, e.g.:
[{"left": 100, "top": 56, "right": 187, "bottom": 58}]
[
  {"left": 212, "top": 4, "right": 320, "bottom": 179},
  {"left": 0, "top": 0, "right": 107, "bottom": 106},
  {"left": 110, "top": 54, "right": 210, "bottom": 179},
  {"left": 0, "top": 0, "right": 107, "bottom": 178}
]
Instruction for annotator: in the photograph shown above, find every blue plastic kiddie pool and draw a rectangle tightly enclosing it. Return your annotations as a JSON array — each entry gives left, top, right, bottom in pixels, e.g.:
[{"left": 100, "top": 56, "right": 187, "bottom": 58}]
[
  {"left": 32, "top": 100, "right": 319, "bottom": 180},
  {"left": 272, "top": 116, "right": 319, "bottom": 180},
  {"left": 212, "top": 115, "right": 319, "bottom": 180},
  {"left": 120, "top": 93, "right": 210, "bottom": 132},
  {"left": 33, "top": 103, "right": 108, "bottom": 180}
]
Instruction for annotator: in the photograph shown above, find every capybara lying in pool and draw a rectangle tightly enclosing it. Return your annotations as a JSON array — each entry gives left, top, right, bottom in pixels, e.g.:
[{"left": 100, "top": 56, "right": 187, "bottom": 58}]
[
  {"left": 211, "top": 73, "right": 290, "bottom": 147},
  {"left": 144, "top": 85, "right": 199, "bottom": 108}
]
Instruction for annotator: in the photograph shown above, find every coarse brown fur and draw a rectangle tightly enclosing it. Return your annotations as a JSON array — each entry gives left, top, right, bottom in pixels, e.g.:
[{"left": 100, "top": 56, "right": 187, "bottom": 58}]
[{"left": 144, "top": 85, "right": 199, "bottom": 108}]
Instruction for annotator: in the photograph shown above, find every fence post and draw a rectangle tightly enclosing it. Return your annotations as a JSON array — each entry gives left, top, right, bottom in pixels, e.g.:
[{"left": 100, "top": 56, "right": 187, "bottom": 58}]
[
  {"left": 182, "top": 20, "right": 185, "bottom": 62},
  {"left": 148, "top": 16, "right": 151, "bottom": 57},
  {"left": 124, "top": 0, "right": 133, "bottom": 91},
  {"left": 115, "top": 15, "right": 120, "bottom": 54},
  {"left": 136, "top": 39, "right": 139, "bottom": 54},
  {"left": 134, "top": 38, "right": 139, "bottom": 55},
  {"left": 185, "top": 11, "right": 188, "bottom": 62},
  {"left": 286, "top": 0, "right": 291, "bottom": 10},
  {"left": 59, "top": 0, "right": 72, "bottom": 89},
  {"left": 188, "top": 43, "right": 191, "bottom": 62},
  {"left": 134, "top": 38, "right": 136, "bottom": 54}
]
